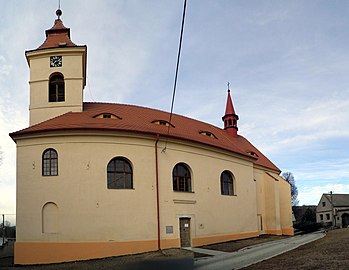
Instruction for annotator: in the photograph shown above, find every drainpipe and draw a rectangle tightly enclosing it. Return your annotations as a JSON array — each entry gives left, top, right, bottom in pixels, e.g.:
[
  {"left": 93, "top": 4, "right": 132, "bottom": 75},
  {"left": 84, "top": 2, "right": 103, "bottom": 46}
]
[{"left": 155, "top": 134, "right": 161, "bottom": 250}]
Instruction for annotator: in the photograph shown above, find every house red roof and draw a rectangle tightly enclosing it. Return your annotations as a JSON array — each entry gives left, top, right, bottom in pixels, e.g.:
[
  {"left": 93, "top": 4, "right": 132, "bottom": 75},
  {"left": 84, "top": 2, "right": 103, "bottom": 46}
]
[{"left": 10, "top": 102, "right": 280, "bottom": 173}]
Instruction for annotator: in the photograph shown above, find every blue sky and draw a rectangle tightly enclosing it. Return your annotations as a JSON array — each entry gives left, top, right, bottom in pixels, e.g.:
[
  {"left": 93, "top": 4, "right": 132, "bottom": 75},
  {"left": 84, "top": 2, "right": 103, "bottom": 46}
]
[{"left": 1, "top": 1, "right": 349, "bottom": 219}]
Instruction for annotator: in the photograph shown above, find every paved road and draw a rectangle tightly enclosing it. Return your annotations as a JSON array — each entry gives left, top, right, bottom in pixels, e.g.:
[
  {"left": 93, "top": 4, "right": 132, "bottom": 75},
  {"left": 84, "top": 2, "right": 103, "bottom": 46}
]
[{"left": 194, "top": 231, "right": 325, "bottom": 270}]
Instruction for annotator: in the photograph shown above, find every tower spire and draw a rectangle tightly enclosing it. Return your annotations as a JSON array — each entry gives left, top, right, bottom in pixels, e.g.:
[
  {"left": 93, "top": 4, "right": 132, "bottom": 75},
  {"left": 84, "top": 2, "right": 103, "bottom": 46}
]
[
  {"left": 35, "top": 5, "right": 77, "bottom": 50},
  {"left": 56, "top": 0, "right": 62, "bottom": 19},
  {"left": 222, "top": 83, "right": 239, "bottom": 137}
]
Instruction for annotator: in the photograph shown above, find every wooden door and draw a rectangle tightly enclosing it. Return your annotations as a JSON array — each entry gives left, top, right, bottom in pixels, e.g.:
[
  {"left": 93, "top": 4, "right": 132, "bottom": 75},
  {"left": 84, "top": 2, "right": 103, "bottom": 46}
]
[
  {"left": 342, "top": 213, "right": 349, "bottom": 227},
  {"left": 179, "top": 218, "right": 191, "bottom": 247}
]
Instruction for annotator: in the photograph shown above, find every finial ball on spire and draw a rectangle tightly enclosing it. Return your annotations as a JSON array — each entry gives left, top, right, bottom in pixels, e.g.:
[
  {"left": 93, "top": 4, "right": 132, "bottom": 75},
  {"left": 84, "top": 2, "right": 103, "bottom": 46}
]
[{"left": 56, "top": 9, "right": 62, "bottom": 19}]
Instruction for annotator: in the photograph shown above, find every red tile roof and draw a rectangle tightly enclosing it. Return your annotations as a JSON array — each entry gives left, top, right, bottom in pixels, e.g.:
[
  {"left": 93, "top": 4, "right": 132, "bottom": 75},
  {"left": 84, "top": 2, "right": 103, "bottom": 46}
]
[
  {"left": 37, "top": 19, "right": 77, "bottom": 50},
  {"left": 10, "top": 102, "right": 280, "bottom": 173}
]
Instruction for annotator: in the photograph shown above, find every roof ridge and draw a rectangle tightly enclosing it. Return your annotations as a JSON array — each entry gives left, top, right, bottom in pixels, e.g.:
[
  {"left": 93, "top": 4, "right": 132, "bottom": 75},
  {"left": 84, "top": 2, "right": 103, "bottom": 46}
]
[{"left": 83, "top": 102, "right": 225, "bottom": 132}]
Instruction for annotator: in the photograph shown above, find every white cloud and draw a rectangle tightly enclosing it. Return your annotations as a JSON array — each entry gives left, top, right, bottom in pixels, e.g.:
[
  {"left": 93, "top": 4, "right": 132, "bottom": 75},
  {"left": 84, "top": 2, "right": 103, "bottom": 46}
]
[{"left": 298, "top": 184, "right": 349, "bottom": 206}]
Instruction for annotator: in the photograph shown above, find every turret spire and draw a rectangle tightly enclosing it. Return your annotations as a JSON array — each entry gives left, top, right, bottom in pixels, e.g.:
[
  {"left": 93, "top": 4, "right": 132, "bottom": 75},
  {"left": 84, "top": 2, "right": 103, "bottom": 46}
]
[{"left": 222, "top": 83, "right": 239, "bottom": 137}]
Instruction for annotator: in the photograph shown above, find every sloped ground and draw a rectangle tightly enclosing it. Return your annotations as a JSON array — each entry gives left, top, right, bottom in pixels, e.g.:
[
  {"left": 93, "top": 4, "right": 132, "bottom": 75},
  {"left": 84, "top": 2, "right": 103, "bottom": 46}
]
[
  {"left": 199, "top": 234, "right": 289, "bottom": 253},
  {"left": 243, "top": 228, "right": 349, "bottom": 270}
]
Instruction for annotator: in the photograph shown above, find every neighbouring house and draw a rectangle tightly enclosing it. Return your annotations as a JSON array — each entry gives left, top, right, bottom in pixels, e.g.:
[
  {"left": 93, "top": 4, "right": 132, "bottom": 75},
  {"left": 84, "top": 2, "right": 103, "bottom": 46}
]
[
  {"left": 10, "top": 8, "right": 293, "bottom": 265},
  {"left": 316, "top": 193, "right": 349, "bottom": 228}
]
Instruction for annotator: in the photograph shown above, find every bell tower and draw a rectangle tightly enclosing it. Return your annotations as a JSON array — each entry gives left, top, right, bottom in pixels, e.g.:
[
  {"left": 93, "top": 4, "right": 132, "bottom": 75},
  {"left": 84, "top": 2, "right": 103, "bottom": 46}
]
[
  {"left": 25, "top": 9, "right": 87, "bottom": 126},
  {"left": 222, "top": 84, "right": 239, "bottom": 137}
]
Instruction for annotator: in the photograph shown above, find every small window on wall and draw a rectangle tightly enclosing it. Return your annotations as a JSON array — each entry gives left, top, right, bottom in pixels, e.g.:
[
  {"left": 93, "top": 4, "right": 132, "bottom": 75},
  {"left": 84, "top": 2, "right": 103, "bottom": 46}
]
[
  {"left": 107, "top": 157, "right": 133, "bottom": 189},
  {"left": 322, "top": 201, "right": 326, "bottom": 207},
  {"left": 326, "top": 213, "right": 330, "bottom": 220},
  {"left": 49, "top": 73, "right": 65, "bottom": 102},
  {"left": 221, "top": 170, "right": 235, "bottom": 195},
  {"left": 172, "top": 163, "right": 192, "bottom": 192},
  {"left": 42, "top": 149, "right": 58, "bottom": 176},
  {"left": 320, "top": 214, "right": 323, "bottom": 221}
]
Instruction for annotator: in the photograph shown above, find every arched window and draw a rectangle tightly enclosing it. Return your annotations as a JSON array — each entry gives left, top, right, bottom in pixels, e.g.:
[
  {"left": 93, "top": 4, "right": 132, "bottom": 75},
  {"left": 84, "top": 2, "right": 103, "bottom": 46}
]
[
  {"left": 49, "top": 74, "right": 65, "bottom": 102},
  {"left": 42, "top": 149, "right": 58, "bottom": 176},
  {"left": 221, "top": 170, "right": 234, "bottom": 195},
  {"left": 107, "top": 157, "right": 133, "bottom": 189},
  {"left": 173, "top": 163, "right": 192, "bottom": 192}
]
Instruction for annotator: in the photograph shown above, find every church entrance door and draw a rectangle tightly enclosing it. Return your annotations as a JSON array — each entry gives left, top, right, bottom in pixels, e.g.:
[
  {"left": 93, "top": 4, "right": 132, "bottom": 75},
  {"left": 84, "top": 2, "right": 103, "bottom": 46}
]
[{"left": 179, "top": 218, "right": 191, "bottom": 247}]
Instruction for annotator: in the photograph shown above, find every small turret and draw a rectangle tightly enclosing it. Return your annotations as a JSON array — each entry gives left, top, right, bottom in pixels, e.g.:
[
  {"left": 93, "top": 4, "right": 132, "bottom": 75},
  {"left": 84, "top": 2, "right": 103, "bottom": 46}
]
[{"left": 222, "top": 85, "right": 239, "bottom": 137}]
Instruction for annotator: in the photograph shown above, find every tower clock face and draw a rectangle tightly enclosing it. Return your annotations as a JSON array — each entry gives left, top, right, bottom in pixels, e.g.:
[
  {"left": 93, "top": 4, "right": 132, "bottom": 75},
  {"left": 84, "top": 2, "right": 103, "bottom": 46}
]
[{"left": 50, "top": 56, "right": 62, "bottom": 67}]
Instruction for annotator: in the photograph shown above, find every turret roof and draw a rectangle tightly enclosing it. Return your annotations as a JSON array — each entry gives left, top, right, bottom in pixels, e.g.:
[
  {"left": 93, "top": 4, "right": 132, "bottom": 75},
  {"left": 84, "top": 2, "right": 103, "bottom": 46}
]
[{"left": 225, "top": 90, "right": 236, "bottom": 116}]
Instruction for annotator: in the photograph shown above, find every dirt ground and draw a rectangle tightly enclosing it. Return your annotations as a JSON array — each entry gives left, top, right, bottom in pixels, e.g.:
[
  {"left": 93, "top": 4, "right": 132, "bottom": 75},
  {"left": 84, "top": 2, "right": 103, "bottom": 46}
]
[
  {"left": 0, "top": 248, "right": 193, "bottom": 270},
  {"left": 243, "top": 228, "right": 349, "bottom": 270}
]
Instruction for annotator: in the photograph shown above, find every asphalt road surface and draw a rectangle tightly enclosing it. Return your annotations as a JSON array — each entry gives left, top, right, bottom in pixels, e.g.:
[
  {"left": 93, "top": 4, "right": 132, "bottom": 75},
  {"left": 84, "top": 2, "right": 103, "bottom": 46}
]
[{"left": 194, "top": 231, "right": 325, "bottom": 270}]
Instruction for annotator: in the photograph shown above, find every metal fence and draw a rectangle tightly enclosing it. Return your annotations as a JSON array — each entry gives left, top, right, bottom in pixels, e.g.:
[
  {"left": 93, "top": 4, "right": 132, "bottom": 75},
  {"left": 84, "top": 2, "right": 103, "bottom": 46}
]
[{"left": 0, "top": 214, "right": 16, "bottom": 247}]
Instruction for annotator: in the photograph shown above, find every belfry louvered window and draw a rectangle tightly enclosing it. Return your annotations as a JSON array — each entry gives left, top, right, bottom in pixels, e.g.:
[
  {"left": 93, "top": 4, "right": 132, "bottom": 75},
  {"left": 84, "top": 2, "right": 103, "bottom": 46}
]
[{"left": 49, "top": 74, "right": 65, "bottom": 102}]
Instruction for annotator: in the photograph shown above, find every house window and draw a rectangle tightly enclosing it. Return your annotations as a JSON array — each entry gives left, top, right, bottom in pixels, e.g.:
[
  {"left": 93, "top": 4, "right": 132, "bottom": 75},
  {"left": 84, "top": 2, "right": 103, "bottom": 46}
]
[
  {"left": 322, "top": 201, "right": 326, "bottom": 207},
  {"left": 42, "top": 149, "right": 58, "bottom": 176},
  {"left": 221, "top": 170, "right": 234, "bottom": 195},
  {"left": 172, "top": 163, "right": 192, "bottom": 192},
  {"left": 326, "top": 213, "right": 330, "bottom": 220},
  {"left": 320, "top": 214, "right": 323, "bottom": 221},
  {"left": 49, "top": 73, "right": 65, "bottom": 102},
  {"left": 107, "top": 157, "right": 133, "bottom": 189}
]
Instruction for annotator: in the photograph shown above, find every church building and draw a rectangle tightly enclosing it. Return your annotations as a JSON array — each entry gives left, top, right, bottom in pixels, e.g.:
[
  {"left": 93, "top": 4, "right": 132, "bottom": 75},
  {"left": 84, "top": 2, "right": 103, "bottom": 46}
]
[{"left": 10, "top": 9, "right": 293, "bottom": 265}]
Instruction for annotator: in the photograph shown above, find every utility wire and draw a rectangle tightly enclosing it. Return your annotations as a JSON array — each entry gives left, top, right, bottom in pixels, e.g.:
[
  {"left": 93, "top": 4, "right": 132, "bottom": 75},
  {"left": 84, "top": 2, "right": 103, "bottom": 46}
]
[{"left": 163, "top": 0, "right": 187, "bottom": 151}]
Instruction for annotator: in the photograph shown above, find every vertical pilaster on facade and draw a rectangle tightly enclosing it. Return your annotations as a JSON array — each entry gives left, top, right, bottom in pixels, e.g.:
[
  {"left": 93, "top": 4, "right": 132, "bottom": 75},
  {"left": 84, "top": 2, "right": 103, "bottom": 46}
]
[{"left": 274, "top": 180, "right": 282, "bottom": 234}]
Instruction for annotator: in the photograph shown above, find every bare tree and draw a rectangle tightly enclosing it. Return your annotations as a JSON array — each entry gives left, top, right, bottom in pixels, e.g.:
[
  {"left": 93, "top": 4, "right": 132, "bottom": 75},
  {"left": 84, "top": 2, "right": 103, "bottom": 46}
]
[{"left": 282, "top": 172, "right": 299, "bottom": 206}]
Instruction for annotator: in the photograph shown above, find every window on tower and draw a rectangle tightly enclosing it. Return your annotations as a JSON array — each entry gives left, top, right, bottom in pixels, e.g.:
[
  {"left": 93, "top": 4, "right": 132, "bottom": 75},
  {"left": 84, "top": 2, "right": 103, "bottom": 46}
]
[{"left": 49, "top": 73, "right": 65, "bottom": 102}]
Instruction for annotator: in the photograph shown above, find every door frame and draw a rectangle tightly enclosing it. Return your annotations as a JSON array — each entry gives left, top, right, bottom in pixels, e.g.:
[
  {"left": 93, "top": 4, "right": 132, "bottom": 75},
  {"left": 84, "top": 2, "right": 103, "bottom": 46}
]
[{"left": 179, "top": 217, "right": 191, "bottom": 247}]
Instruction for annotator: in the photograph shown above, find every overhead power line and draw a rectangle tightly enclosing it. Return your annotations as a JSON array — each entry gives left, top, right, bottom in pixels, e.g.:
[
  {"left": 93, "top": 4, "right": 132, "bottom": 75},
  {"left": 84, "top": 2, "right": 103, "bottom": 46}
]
[{"left": 163, "top": 0, "right": 188, "bottom": 151}]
